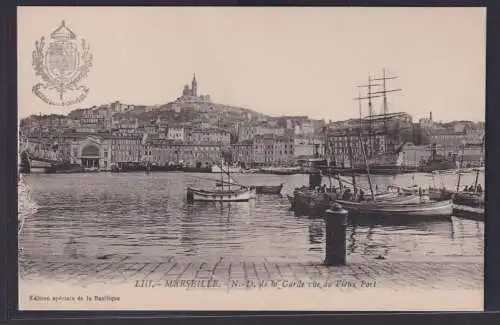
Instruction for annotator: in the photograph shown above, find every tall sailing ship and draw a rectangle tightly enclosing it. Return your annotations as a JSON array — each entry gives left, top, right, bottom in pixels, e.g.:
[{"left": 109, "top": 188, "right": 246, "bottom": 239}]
[{"left": 325, "top": 69, "right": 417, "bottom": 175}]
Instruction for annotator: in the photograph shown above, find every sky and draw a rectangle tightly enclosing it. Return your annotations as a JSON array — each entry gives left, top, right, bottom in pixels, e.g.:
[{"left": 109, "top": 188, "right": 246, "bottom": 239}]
[{"left": 18, "top": 7, "right": 486, "bottom": 122}]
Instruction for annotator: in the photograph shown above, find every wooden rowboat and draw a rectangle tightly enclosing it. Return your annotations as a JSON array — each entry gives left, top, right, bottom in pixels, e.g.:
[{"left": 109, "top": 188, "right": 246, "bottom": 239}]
[
  {"left": 334, "top": 199, "right": 453, "bottom": 218},
  {"left": 187, "top": 187, "right": 256, "bottom": 202}
]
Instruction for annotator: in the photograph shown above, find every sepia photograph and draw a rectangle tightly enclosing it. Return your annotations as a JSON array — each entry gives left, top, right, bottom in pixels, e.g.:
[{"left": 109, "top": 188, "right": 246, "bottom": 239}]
[{"left": 17, "top": 6, "right": 485, "bottom": 311}]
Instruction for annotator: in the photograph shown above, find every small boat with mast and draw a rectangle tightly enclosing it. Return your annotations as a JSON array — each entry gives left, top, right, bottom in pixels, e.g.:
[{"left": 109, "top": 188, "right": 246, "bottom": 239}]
[
  {"left": 187, "top": 161, "right": 256, "bottom": 202},
  {"left": 428, "top": 138, "right": 485, "bottom": 212},
  {"left": 186, "top": 140, "right": 256, "bottom": 202}
]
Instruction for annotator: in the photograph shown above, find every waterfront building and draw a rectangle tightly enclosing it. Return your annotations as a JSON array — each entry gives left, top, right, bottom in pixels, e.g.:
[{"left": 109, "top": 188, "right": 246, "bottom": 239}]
[
  {"left": 325, "top": 112, "right": 414, "bottom": 167},
  {"left": 253, "top": 134, "right": 295, "bottom": 166},
  {"left": 400, "top": 143, "right": 432, "bottom": 167},
  {"left": 110, "top": 134, "right": 143, "bottom": 167},
  {"left": 148, "top": 136, "right": 224, "bottom": 168},
  {"left": 232, "top": 140, "right": 254, "bottom": 167},
  {"left": 60, "top": 132, "right": 112, "bottom": 169},
  {"left": 327, "top": 129, "right": 388, "bottom": 167},
  {"left": 429, "top": 129, "right": 466, "bottom": 151},
  {"left": 464, "top": 124, "right": 484, "bottom": 145},
  {"left": 294, "top": 134, "right": 325, "bottom": 158},
  {"left": 148, "top": 138, "right": 185, "bottom": 165},
  {"left": 56, "top": 132, "right": 143, "bottom": 169},
  {"left": 24, "top": 136, "right": 61, "bottom": 162}
]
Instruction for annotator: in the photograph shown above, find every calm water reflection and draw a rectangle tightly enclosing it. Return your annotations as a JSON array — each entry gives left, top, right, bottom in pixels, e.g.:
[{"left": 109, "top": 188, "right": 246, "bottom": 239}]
[{"left": 20, "top": 172, "right": 484, "bottom": 263}]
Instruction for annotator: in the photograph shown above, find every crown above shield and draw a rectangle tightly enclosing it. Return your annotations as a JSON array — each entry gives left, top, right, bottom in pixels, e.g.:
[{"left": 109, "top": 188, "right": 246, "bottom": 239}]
[{"left": 50, "top": 20, "right": 76, "bottom": 41}]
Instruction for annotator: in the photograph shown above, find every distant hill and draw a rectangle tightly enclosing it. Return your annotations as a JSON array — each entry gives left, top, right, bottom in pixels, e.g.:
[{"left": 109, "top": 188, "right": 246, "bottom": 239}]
[
  {"left": 108, "top": 100, "right": 271, "bottom": 128},
  {"left": 21, "top": 98, "right": 273, "bottom": 130}
]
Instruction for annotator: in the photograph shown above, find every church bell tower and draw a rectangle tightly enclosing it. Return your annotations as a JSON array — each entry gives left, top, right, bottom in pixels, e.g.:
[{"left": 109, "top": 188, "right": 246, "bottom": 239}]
[{"left": 191, "top": 73, "right": 198, "bottom": 97}]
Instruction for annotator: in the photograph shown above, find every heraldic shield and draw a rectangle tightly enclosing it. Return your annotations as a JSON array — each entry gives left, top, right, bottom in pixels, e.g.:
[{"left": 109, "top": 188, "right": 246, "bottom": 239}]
[{"left": 32, "top": 20, "right": 92, "bottom": 106}]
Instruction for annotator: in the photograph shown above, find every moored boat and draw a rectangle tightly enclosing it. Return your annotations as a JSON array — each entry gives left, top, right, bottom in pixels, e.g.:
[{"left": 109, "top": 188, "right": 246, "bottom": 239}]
[
  {"left": 188, "top": 144, "right": 256, "bottom": 202},
  {"left": 211, "top": 164, "right": 242, "bottom": 174},
  {"left": 335, "top": 199, "right": 453, "bottom": 218},
  {"left": 255, "top": 183, "right": 284, "bottom": 194},
  {"left": 428, "top": 187, "right": 484, "bottom": 207},
  {"left": 453, "top": 204, "right": 484, "bottom": 221},
  {"left": 376, "top": 194, "right": 428, "bottom": 204},
  {"left": 187, "top": 186, "right": 256, "bottom": 202},
  {"left": 453, "top": 191, "right": 484, "bottom": 207},
  {"left": 216, "top": 180, "right": 284, "bottom": 195},
  {"left": 259, "top": 166, "right": 302, "bottom": 175}
]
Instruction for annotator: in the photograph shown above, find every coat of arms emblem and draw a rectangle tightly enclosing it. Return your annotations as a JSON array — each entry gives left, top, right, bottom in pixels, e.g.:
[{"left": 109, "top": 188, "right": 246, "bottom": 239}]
[{"left": 32, "top": 20, "right": 92, "bottom": 106}]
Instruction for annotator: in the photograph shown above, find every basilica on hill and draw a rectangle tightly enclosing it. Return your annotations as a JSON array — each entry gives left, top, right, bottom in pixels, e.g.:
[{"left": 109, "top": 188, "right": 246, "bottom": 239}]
[{"left": 177, "top": 74, "right": 211, "bottom": 103}]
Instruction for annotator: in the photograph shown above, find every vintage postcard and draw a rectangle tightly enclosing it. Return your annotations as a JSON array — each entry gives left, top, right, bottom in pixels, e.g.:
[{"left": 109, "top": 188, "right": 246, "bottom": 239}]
[{"left": 18, "top": 6, "right": 485, "bottom": 311}]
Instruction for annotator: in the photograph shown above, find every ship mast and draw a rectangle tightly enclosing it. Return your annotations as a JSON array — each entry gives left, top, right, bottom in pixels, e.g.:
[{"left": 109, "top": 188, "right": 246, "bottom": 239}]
[
  {"left": 218, "top": 118, "right": 225, "bottom": 194},
  {"left": 372, "top": 68, "right": 402, "bottom": 152},
  {"left": 473, "top": 135, "right": 485, "bottom": 193},
  {"left": 355, "top": 75, "right": 380, "bottom": 160}
]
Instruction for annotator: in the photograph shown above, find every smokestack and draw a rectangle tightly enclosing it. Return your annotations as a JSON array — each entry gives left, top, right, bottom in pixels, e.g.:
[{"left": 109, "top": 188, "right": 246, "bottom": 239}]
[{"left": 429, "top": 111, "right": 433, "bottom": 121}]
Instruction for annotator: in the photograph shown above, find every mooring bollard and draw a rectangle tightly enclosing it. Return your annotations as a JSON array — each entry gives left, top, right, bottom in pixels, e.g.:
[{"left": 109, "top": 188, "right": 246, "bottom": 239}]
[{"left": 324, "top": 203, "right": 348, "bottom": 266}]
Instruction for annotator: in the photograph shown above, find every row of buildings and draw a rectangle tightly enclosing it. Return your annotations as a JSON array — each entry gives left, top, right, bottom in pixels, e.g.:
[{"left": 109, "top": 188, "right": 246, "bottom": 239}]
[
  {"left": 22, "top": 131, "right": 325, "bottom": 169},
  {"left": 22, "top": 114, "right": 483, "bottom": 170},
  {"left": 20, "top": 75, "right": 484, "bottom": 170}
]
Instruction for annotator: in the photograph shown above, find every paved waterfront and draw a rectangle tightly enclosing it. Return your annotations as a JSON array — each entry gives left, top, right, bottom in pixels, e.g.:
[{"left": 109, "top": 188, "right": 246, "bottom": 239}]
[{"left": 19, "top": 255, "right": 483, "bottom": 290}]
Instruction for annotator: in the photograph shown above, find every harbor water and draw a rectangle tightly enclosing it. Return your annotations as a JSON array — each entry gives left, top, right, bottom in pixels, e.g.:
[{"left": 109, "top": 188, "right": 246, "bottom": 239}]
[{"left": 19, "top": 172, "right": 484, "bottom": 263}]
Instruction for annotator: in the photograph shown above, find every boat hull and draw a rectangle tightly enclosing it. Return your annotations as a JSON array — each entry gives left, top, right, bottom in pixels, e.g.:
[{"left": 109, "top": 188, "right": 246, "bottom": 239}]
[
  {"left": 335, "top": 199, "right": 453, "bottom": 218},
  {"left": 429, "top": 188, "right": 484, "bottom": 207},
  {"left": 453, "top": 204, "right": 484, "bottom": 221},
  {"left": 259, "top": 167, "right": 302, "bottom": 175},
  {"left": 256, "top": 183, "right": 284, "bottom": 194},
  {"left": 377, "top": 194, "right": 427, "bottom": 204},
  {"left": 289, "top": 188, "right": 399, "bottom": 214},
  {"left": 211, "top": 165, "right": 242, "bottom": 173},
  {"left": 453, "top": 192, "right": 484, "bottom": 207},
  {"left": 187, "top": 187, "right": 256, "bottom": 202}
]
